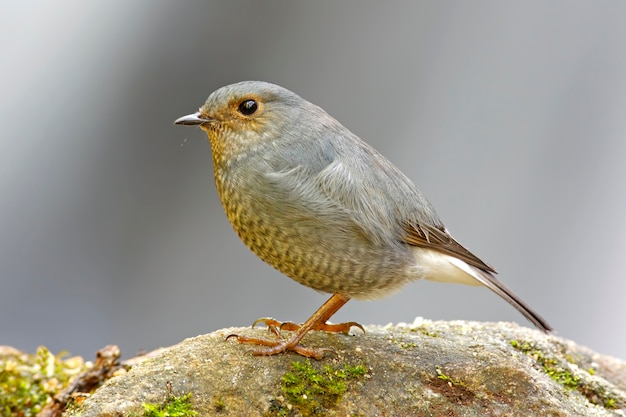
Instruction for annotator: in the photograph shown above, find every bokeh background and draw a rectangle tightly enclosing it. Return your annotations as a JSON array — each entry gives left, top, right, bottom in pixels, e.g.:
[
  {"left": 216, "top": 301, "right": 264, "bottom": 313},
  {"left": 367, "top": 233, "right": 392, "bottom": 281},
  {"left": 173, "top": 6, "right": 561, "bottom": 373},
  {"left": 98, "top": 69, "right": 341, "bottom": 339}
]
[{"left": 2, "top": 2, "right": 625, "bottom": 360}]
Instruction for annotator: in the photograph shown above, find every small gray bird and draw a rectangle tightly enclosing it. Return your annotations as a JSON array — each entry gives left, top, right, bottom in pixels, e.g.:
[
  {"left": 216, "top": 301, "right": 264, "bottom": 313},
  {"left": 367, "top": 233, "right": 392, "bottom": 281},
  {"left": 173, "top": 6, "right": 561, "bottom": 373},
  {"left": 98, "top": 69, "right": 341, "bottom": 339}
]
[{"left": 175, "top": 81, "right": 552, "bottom": 359}]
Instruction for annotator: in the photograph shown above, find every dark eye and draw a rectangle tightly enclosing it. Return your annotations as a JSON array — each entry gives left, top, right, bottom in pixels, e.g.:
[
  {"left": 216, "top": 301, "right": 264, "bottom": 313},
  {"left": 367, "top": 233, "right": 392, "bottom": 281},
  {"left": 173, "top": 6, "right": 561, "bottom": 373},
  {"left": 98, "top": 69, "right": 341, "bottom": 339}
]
[{"left": 238, "top": 99, "right": 258, "bottom": 115}]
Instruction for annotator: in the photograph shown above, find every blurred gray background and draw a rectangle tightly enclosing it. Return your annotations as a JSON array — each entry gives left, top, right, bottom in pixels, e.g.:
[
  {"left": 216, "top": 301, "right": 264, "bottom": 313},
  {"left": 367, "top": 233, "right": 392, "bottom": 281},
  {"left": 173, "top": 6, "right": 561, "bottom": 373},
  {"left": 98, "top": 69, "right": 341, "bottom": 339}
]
[{"left": 2, "top": 2, "right": 625, "bottom": 360}]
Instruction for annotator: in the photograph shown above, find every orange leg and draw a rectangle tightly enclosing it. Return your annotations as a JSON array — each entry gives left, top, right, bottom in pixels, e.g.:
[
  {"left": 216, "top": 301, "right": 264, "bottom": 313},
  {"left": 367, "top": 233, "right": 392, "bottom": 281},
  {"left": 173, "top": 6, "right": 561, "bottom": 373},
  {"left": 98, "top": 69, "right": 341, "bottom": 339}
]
[{"left": 226, "top": 293, "right": 359, "bottom": 359}]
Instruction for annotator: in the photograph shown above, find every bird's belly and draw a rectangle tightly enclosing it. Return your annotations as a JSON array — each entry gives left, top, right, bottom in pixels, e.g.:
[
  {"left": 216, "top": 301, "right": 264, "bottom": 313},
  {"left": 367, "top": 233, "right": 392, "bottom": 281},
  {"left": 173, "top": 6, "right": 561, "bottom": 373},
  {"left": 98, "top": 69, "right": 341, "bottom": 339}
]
[{"left": 222, "top": 199, "right": 414, "bottom": 300}]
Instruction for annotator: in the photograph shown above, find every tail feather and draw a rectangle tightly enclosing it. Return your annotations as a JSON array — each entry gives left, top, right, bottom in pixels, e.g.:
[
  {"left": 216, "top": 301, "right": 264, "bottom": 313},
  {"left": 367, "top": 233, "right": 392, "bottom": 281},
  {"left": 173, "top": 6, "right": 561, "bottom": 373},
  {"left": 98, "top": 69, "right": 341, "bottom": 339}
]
[{"left": 447, "top": 257, "right": 552, "bottom": 333}]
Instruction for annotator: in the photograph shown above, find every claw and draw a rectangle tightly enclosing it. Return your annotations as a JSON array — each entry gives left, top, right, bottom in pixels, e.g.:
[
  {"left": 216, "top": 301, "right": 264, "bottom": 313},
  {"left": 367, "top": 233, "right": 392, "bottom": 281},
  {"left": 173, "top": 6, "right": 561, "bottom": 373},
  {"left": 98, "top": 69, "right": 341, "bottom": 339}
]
[
  {"left": 251, "top": 318, "right": 286, "bottom": 337},
  {"left": 278, "top": 321, "right": 301, "bottom": 332},
  {"left": 251, "top": 317, "right": 280, "bottom": 329},
  {"left": 347, "top": 322, "right": 366, "bottom": 334},
  {"left": 311, "top": 321, "right": 365, "bottom": 334}
]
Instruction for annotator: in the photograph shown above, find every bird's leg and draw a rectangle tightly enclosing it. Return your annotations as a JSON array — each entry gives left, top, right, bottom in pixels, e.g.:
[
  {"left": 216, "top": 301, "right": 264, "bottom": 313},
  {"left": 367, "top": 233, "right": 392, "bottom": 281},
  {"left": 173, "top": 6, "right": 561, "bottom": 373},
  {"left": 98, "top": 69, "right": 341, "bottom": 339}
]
[{"left": 226, "top": 293, "right": 357, "bottom": 359}]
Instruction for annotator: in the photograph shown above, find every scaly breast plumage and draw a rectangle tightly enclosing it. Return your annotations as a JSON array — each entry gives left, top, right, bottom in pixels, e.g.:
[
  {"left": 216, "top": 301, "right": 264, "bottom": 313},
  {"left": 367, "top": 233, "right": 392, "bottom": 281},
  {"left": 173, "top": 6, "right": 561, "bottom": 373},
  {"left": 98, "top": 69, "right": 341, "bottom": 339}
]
[{"left": 216, "top": 175, "right": 413, "bottom": 298}]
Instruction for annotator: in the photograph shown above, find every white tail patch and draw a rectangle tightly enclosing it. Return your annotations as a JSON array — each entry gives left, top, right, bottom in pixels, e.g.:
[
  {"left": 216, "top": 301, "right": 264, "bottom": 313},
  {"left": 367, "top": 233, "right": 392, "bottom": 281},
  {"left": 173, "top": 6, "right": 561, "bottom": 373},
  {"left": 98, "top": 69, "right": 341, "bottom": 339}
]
[
  {"left": 445, "top": 255, "right": 489, "bottom": 286},
  {"left": 412, "top": 248, "right": 482, "bottom": 286}
]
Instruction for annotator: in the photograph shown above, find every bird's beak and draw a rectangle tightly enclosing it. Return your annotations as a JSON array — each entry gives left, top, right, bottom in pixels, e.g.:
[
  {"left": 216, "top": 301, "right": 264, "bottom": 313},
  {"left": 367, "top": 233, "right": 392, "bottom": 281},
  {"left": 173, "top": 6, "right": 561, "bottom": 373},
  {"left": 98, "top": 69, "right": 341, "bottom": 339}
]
[{"left": 174, "top": 112, "right": 212, "bottom": 126}]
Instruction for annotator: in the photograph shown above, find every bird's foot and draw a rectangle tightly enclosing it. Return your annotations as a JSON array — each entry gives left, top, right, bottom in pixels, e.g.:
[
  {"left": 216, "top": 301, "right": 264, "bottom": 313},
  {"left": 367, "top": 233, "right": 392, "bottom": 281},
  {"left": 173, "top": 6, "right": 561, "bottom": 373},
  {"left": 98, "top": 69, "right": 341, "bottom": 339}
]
[
  {"left": 225, "top": 333, "right": 335, "bottom": 359},
  {"left": 226, "top": 293, "right": 353, "bottom": 359},
  {"left": 252, "top": 317, "right": 364, "bottom": 334}
]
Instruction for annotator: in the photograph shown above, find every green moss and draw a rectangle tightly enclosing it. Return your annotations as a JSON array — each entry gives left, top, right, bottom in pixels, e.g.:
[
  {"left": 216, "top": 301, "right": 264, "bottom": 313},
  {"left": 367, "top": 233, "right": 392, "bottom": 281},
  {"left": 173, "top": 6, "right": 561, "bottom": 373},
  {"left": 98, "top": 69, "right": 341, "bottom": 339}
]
[
  {"left": 408, "top": 326, "right": 439, "bottom": 338},
  {"left": 389, "top": 336, "right": 420, "bottom": 349},
  {"left": 211, "top": 396, "right": 225, "bottom": 412},
  {"left": 435, "top": 366, "right": 466, "bottom": 387},
  {"left": 264, "top": 398, "right": 294, "bottom": 417},
  {"left": 277, "top": 359, "right": 367, "bottom": 416},
  {"left": 509, "top": 340, "right": 580, "bottom": 389},
  {"left": 0, "top": 346, "right": 88, "bottom": 417},
  {"left": 389, "top": 324, "right": 438, "bottom": 349},
  {"left": 127, "top": 393, "right": 197, "bottom": 417},
  {"left": 509, "top": 339, "right": 621, "bottom": 410},
  {"left": 399, "top": 341, "right": 418, "bottom": 349}
]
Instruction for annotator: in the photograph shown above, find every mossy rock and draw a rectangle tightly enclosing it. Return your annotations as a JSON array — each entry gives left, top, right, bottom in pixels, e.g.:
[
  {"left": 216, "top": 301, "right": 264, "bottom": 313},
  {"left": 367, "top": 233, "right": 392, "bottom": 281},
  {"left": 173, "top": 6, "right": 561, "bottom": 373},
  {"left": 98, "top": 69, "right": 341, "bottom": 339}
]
[{"left": 63, "top": 320, "right": 625, "bottom": 416}]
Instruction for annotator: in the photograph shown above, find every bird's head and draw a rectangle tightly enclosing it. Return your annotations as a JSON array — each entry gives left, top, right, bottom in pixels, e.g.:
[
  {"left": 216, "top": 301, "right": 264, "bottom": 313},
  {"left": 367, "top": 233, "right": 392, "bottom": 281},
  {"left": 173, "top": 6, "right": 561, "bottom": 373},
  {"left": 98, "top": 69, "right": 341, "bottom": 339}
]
[{"left": 175, "top": 81, "right": 308, "bottom": 166}]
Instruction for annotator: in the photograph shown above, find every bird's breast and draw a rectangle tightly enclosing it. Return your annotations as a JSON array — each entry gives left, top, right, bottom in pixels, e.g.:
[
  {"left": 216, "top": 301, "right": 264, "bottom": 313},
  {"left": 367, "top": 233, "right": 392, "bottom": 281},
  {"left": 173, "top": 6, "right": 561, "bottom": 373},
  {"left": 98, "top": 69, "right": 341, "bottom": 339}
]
[{"left": 211, "top": 166, "right": 416, "bottom": 300}]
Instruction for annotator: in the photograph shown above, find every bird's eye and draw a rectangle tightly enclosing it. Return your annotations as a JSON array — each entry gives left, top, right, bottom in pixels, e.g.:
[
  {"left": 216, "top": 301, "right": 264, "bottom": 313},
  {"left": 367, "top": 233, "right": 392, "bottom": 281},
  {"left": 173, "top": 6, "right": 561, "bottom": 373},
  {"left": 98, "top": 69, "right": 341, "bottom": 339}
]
[{"left": 238, "top": 99, "right": 258, "bottom": 116}]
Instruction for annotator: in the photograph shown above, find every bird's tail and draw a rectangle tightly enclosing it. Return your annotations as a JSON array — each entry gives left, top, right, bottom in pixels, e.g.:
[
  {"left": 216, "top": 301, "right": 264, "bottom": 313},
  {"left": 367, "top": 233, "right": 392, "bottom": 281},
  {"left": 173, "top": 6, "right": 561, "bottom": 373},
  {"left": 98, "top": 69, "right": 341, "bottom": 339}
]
[{"left": 447, "top": 256, "right": 553, "bottom": 333}]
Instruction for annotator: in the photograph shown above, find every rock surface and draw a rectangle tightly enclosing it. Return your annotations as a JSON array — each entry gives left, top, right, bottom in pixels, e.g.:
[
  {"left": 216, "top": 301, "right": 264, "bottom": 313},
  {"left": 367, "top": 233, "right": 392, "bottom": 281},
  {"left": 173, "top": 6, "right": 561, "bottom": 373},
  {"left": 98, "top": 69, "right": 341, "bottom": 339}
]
[{"left": 69, "top": 319, "right": 626, "bottom": 416}]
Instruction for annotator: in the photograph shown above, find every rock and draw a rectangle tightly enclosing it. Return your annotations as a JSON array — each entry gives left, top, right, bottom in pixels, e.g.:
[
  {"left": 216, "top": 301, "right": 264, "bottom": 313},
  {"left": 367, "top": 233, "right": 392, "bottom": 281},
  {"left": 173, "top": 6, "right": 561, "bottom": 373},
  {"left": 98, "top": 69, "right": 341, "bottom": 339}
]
[{"left": 68, "top": 319, "right": 626, "bottom": 417}]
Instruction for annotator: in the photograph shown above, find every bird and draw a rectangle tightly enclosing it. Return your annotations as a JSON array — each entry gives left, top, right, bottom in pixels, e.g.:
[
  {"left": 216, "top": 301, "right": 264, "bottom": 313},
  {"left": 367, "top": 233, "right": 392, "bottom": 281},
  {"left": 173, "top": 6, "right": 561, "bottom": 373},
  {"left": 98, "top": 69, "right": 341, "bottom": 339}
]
[{"left": 174, "top": 81, "right": 552, "bottom": 359}]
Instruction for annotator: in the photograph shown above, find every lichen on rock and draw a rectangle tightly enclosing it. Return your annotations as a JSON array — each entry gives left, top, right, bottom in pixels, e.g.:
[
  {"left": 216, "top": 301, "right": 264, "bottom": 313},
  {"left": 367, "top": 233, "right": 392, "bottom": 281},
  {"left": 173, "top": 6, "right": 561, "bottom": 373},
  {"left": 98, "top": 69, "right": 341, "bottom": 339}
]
[{"left": 56, "top": 320, "right": 626, "bottom": 416}]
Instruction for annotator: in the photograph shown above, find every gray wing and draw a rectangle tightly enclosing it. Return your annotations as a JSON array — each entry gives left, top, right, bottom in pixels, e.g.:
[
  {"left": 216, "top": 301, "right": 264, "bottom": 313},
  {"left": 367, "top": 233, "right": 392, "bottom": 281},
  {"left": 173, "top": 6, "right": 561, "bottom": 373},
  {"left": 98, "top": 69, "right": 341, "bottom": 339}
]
[
  {"left": 262, "top": 130, "right": 445, "bottom": 247},
  {"left": 257, "top": 96, "right": 443, "bottom": 243}
]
